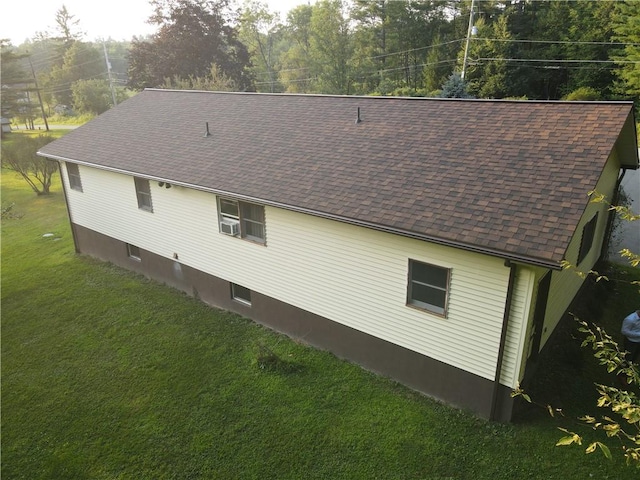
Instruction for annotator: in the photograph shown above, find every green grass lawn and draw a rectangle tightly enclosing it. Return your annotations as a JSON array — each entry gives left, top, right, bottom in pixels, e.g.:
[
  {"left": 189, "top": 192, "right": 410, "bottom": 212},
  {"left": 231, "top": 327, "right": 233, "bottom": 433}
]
[{"left": 2, "top": 168, "right": 639, "bottom": 479}]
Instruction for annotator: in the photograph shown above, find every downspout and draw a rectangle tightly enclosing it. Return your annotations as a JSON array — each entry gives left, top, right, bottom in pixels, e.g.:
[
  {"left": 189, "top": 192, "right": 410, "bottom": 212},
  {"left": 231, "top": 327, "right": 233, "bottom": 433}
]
[
  {"left": 57, "top": 161, "right": 80, "bottom": 253},
  {"left": 490, "top": 260, "right": 517, "bottom": 421}
]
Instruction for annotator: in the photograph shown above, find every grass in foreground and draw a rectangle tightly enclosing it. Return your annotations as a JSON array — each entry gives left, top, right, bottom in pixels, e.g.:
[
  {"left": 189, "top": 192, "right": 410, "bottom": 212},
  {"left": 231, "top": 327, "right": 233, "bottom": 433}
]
[{"left": 2, "top": 171, "right": 639, "bottom": 479}]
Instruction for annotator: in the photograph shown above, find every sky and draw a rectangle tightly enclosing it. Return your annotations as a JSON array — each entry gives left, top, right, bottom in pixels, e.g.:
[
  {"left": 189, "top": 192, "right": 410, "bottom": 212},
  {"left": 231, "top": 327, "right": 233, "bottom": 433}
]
[{"left": 1, "top": 0, "right": 311, "bottom": 45}]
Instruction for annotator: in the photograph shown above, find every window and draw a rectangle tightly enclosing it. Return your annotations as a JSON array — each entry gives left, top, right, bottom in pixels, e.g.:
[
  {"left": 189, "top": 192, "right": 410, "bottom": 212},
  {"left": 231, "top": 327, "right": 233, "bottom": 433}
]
[
  {"left": 218, "top": 197, "right": 265, "bottom": 244},
  {"left": 67, "top": 163, "right": 83, "bottom": 191},
  {"left": 231, "top": 283, "right": 252, "bottom": 305},
  {"left": 407, "top": 260, "right": 450, "bottom": 316},
  {"left": 134, "top": 177, "right": 153, "bottom": 212},
  {"left": 577, "top": 212, "right": 598, "bottom": 265},
  {"left": 126, "top": 243, "right": 141, "bottom": 261}
]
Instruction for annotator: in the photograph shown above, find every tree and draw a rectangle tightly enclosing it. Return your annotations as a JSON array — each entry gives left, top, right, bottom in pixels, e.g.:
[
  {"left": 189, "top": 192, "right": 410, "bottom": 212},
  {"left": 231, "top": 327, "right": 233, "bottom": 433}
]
[
  {"left": 159, "top": 63, "right": 237, "bottom": 91},
  {"left": 1, "top": 41, "right": 30, "bottom": 121},
  {"left": 612, "top": 0, "right": 640, "bottom": 97},
  {"left": 71, "top": 79, "right": 123, "bottom": 114},
  {"left": 439, "top": 72, "right": 473, "bottom": 98},
  {"left": 513, "top": 192, "right": 640, "bottom": 466},
  {"left": 422, "top": 34, "right": 453, "bottom": 94},
  {"left": 127, "top": 0, "right": 252, "bottom": 91},
  {"left": 465, "top": 15, "right": 513, "bottom": 98},
  {"left": 349, "top": 0, "right": 390, "bottom": 93},
  {"left": 52, "top": 5, "right": 84, "bottom": 44},
  {"left": 43, "top": 41, "right": 104, "bottom": 107},
  {"left": 1, "top": 135, "right": 58, "bottom": 195},
  {"left": 239, "top": 1, "right": 283, "bottom": 92},
  {"left": 278, "top": 4, "right": 315, "bottom": 93},
  {"left": 562, "top": 86, "right": 602, "bottom": 101},
  {"left": 308, "top": 0, "right": 353, "bottom": 94}
]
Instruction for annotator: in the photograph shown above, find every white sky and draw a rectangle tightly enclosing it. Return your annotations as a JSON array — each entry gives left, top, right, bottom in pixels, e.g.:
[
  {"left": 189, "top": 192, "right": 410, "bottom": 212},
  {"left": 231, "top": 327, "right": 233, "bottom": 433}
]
[{"left": 1, "top": 0, "right": 311, "bottom": 45}]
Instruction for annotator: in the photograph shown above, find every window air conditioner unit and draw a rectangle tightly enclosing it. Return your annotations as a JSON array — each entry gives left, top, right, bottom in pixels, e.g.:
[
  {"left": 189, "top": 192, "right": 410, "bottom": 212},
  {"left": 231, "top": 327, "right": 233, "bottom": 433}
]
[{"left": 220, "top": 219, "right": 240, "bottom": 236}]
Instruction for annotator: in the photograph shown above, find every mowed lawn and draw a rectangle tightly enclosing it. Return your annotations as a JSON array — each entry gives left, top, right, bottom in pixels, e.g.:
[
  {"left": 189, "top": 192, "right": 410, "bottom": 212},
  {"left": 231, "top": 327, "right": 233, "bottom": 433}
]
[{"left": 2, "top": 168, "right": 638, "bottom": 479}]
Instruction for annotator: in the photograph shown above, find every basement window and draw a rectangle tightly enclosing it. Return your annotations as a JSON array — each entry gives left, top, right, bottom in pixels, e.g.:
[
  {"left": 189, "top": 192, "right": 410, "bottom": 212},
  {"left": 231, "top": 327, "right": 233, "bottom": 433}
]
[
  {"left": 66, "top": 163, "right": 83, "bottom": 192},
  {"left": 577, "top": 212, "right": 598, "bottom": 265},
  {"left": 231, "top": 283, "right": 252, "bottom": 306},
  {"left": 218, "top": 197, "right": 265, "bottom": 244},
  {"left": 407, "top": 260, "right": 450, "bottom": 316},
  {"left": 134, "top": 177, "right": 153, "bottom": 212},
  {"left": 126, "top": 243, "right": 141, "bottom": 261}
]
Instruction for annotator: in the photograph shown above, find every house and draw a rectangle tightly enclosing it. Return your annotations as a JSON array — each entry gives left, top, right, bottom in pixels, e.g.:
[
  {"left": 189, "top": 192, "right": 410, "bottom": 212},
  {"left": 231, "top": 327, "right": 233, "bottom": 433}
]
[
  {"left": 38, "top": 89, "right": 639, "bottom": 421},
  {"left": 53, "top": 104, "right": 74, "bottom": 116},
  {"left": 1, "top": 117, "right": 12, "bottom": 134}
]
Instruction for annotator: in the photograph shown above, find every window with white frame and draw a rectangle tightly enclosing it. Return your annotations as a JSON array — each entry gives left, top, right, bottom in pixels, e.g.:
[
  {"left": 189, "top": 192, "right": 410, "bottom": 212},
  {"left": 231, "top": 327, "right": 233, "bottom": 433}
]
[
  {"left": 218, "top": 197, "right": 265, "bottom": 244},
  {"left": 66, "top": 163, "right": 83, "bottom": 191},
  {"left": 407, "top": 260, "right": 450, "bottom": 316},
  {"left": 134, "top": 177, "right": 153, "bottom": 212},
  {"left": 231, "top": 283, "right": 252, "bottom": 305}
]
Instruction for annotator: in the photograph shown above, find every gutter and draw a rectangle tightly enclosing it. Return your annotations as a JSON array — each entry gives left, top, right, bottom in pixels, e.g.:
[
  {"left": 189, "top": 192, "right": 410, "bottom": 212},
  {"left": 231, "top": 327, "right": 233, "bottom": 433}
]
[
  {"left": 490, "top": 260, "right": 517, "bottom": 422},
  {"left": 38, "top": 152, "right": 563, "bottom": 271}
]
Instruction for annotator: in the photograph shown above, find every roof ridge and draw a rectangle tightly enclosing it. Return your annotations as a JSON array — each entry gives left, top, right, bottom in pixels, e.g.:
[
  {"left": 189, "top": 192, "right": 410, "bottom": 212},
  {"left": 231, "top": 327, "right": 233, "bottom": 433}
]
[{"left": 142, "top": 88, "right": 634, "bottom": 105}]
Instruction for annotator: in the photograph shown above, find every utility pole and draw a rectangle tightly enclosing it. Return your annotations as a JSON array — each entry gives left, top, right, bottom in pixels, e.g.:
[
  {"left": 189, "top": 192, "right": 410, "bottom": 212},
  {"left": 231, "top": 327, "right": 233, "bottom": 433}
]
[
  {"left": 103, "top": 42, "right": 117, "bottom": 107},
  {"left": 461, "top": 0, "right": 476, "bottom": 80},
  {"left": 28, "top": 57, "right": 49, "bottom": 131}
]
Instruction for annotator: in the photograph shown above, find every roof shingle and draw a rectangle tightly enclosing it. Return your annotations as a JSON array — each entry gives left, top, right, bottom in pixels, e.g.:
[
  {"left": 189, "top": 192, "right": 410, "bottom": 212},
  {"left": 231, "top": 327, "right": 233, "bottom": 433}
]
[{"left": 39, "top": 89, "right": 638, "bottom": 267}]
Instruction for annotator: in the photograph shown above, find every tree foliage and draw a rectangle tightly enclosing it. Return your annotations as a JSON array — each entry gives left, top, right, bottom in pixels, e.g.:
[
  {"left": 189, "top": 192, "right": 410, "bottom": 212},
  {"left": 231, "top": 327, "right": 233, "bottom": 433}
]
[
  {"left": 42, "top": 41, "right": 104, "bottom": 107},
  {"left": 7, "top": 0, "right": 640, "bottom": 109},
  {"left": 127, "top": 0, "right": 252, "bottom": 91},
  {"left": 1, "top": 41, "right": 30, "bottom": 120},
  {"left": 514, "top": 191, "right": 640, "bottom": 467},
  {"left": 52, "top": 5, "right": 84, "bottom": 44},
  {"left": 278, "top": 4, "right": 314, "bottom": 93},
  {"left": 612, "top": 0, "right": 640, "bottom": 97},
  {"left": 159, "top": 63, "right": 237, "bottom": 91},
  {"left": 1, "top": 135, "right": 58, "bottom": 195},
  {"left": 439, "top": 72, "right": 473, "bottom": 98},
  {"left": 239, "top": 1, "right": 283, "bottom": 93},
  {"left": 308, "top": 0, "right": 353, "bottom": 95},
  {"left": 71, "top": 79, "right": 125, "bottom": 114}
]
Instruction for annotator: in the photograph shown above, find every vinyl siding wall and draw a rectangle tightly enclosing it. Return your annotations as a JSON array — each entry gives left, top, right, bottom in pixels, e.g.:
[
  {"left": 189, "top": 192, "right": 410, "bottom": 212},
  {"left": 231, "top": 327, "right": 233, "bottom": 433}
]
[
  {"left": 501, "top": 266, "right": 536, "bottom": 386},
  {"left": 540, "top": 153, "right": 621, "bottom": 349},
  {"left": 62, "top": 163, "right": 535, "bottom": 386}
]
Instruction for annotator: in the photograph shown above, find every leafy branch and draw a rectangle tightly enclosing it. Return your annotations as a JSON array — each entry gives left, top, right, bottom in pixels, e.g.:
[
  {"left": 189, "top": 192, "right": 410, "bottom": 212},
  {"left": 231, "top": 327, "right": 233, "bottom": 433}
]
[
  {"left": 513, "top": 318, "right": 640, "bottom": 466},
  {"left": 513, "top": 189, "right": 640, "bottom": 466}
]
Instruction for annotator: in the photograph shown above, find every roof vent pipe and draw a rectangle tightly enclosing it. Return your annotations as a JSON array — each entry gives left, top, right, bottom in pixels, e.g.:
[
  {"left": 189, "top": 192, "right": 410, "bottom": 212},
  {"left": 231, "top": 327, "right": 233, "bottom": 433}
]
[
  {"left": 355, "top": 107, "right": 362, "bottom": 124},
  {"left": 204, "top": 122, "right": 211, "bottom": 137}
]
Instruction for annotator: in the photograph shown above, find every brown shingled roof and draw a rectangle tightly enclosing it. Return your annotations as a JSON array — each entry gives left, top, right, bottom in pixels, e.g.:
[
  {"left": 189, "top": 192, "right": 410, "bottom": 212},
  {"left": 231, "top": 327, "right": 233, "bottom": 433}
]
[{"left": 39, "top": 89, "right": 638, "bottom": 267}]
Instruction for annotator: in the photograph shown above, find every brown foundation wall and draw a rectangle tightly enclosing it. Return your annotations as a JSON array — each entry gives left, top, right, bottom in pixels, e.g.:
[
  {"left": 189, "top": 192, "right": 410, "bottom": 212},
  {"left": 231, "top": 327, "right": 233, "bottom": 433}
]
[{"left": 71, "top": 223, "right": 514, "bottom": 421}]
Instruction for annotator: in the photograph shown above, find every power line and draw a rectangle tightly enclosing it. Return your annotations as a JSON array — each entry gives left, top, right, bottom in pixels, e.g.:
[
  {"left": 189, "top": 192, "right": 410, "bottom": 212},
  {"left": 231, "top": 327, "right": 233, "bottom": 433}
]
[
  {"left": 475, "top": 57, "right": 640, "bottom": 65},
  {"left": 473, "top": 37, "right": 640, "bottom": 47}
]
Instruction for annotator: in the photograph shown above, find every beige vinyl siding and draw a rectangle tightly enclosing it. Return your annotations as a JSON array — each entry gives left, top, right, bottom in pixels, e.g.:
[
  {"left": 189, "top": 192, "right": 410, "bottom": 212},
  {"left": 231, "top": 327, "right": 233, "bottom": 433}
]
[
  {"left": 500, "top": 266, "right": 536, "bottom": 387},
  {"left": 541, "top": 155, "right": 621, "bottom": 349},
  {"left": 65, "top": 165, "right": 521, "bottom": 381}
]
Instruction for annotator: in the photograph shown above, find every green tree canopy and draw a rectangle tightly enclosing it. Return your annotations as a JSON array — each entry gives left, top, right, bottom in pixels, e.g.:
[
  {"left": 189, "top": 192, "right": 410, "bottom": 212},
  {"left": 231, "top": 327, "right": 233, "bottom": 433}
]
[
  {"left": 71, "top": 79, "right": 124, "bottom": 115},
  {"left": 439, "top": 72, "right": 473, "bottom": 98},
  {"left": 239, "top": 1, "right": 283, "bottom": 92},
  {"left": 1, "top": 134, "right": 58, "bottom": 195},
  {"left": 612, "top": 0, "right": 640, "bottom": 97},
  {"left": 42, "top": 41, "right": 104, "bottom": 107},
  {"left": 1, "top": 41, "right": 30, "bottom": 120}
]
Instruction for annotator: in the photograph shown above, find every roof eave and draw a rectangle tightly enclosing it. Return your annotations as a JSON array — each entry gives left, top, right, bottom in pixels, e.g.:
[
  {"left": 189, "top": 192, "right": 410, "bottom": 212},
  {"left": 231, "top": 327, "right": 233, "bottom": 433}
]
[{"left": 38, "top": 151, "right": 564, "bottom": 271}]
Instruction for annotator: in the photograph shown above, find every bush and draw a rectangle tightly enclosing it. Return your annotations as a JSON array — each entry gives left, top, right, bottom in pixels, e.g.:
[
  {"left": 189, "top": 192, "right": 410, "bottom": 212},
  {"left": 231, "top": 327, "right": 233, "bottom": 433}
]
[{"left": 563, "top": 87, "right": 602, "bottom": 101}]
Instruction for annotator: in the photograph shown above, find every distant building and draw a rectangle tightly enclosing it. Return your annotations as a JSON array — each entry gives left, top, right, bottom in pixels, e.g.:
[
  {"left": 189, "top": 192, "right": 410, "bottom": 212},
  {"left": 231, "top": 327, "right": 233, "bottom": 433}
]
[{"left": 1, "top": 117, "right": 12, "bottom": 134}]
